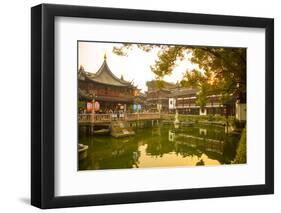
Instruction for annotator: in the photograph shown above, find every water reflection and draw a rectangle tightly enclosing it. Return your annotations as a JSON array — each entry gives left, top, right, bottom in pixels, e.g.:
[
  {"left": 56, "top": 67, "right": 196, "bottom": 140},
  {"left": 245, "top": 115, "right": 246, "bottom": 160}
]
[{"left": 79, "top": 123, "right": 240, "bottom": 170}]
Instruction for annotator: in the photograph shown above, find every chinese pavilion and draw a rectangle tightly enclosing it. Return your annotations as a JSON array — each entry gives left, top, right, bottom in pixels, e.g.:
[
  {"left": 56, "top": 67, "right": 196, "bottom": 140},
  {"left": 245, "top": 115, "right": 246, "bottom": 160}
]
[
  {"left": 146, "top": 80, "right": 178, "bottom": 112},
  {"left": 78, "top": 54, "right": 138, "bottom": 113}
]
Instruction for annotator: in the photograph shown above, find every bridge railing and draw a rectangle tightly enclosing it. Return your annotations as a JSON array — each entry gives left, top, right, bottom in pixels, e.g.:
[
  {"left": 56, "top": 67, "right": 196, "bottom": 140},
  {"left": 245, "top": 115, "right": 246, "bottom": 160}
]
[
  {"left": 126, "top": 113, "right": 138, "bottom": 121},
  {"left": 79, "top": 112, "right": 161, "bottom": 123},
  {"left": 79, "top": 114, "right": 95, "bottom": 123}
]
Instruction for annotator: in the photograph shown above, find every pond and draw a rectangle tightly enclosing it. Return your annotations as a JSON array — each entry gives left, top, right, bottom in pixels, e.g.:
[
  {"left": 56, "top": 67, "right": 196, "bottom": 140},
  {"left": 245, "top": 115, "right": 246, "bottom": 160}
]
[{"left": 79, "top": 123, "right": 241, "bottom": 170}]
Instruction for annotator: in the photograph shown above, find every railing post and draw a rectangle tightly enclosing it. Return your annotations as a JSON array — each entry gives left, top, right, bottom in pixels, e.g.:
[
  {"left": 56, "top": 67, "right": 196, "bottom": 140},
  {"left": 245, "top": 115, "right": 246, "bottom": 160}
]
[{"left": 91, "top": 113, "right": 95, "bottom": 123}]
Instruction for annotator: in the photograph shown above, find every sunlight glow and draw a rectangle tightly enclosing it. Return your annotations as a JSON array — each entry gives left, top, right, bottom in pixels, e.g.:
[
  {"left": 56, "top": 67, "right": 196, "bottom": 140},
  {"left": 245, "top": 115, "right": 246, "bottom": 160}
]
[{"left": 78, "top": 41, "right": 198, "bottom": 92}]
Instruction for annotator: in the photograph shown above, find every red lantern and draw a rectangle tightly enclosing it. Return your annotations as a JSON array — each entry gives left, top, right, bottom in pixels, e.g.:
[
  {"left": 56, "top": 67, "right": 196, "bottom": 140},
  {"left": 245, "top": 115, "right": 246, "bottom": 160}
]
[
  {"left": 86, "top": 102, "right": 93, "bottom": 113},
  {"left": 94, "top": 101, "right": 100, "bottom": 112}
]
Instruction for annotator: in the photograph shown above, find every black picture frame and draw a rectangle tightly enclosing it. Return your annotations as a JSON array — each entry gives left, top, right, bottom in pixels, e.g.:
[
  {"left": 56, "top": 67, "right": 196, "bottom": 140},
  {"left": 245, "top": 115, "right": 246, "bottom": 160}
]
[{"left": 31, "top": 3, "right": 274, "bottom": 209}]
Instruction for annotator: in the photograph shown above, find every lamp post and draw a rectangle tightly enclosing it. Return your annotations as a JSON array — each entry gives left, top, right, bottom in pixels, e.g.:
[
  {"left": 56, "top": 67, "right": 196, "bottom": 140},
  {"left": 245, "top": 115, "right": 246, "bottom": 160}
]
[{"left": 223, "top": 103, "right": 230, "bottom": 134}]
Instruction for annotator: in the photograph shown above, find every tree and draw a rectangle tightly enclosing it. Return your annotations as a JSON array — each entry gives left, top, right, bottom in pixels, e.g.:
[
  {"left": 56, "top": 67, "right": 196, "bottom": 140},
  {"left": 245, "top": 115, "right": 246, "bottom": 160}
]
[
  {"left": 112, "top": 44, "right": 246, "bottom": 105},
  {"left": 187, "top": 47, "right": 246, "bottom": 104}
]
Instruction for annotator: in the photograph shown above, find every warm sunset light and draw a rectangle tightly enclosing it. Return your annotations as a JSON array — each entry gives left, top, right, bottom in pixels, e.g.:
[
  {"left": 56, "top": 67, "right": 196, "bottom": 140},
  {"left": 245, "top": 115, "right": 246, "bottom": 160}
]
[
  {"left": 78, "top": 41, "right": 247, "bottom": 171},
  {"left": 78, "top": 41, "right": 198, "bottom": 92}
]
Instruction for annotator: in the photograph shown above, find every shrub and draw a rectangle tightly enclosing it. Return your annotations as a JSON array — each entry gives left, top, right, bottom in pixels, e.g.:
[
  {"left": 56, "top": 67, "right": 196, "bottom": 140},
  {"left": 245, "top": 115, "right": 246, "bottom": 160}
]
[
  {"left": 230, "top": 118, "right": 246, "bottom": 129},
  {"left": 234, "top": 128, "right": 247, "bottom": 164}
]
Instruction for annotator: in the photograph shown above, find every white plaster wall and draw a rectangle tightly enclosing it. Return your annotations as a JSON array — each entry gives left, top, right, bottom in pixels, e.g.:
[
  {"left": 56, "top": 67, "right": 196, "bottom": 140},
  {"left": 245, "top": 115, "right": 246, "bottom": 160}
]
[
  {"left": 236, "top": 103, "right": 247, "bottom": 121},
  {"left": 168, "top": 98, "right": 176, "bottom": 109},
  {"left": 200, "top": 108, "right": 207, "bottom": 115}
]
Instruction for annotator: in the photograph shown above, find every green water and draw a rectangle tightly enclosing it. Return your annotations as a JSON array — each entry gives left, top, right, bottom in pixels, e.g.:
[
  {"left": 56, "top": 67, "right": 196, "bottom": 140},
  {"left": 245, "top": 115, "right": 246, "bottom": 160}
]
[{"left": 79, "top": 123, "right": 241, "bottom": 170}]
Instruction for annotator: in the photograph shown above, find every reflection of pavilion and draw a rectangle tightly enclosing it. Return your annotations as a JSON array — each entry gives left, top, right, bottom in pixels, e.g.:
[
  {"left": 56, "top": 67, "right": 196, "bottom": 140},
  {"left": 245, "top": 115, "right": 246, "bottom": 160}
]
[
  {"left": 79, "top": 124, "right": 239, "bottom": 170},
  {"left": 78, "top": 54, "right": 140, "bottom": 113},
  {"left": 83, "top": 137, "right": 141, "bottom": 170},
  {"left": 168, "top": 129, "right": 225, "bottom": 156},
  {"left": 176, "top": 133, "right": 224, "bottom": 155}
]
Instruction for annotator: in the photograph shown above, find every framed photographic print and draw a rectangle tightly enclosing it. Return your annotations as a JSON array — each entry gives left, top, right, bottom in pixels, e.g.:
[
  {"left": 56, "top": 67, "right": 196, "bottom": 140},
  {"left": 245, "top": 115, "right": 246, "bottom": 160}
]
[{"left": 31, "top": 4, "right": 274, "bottom": 209}]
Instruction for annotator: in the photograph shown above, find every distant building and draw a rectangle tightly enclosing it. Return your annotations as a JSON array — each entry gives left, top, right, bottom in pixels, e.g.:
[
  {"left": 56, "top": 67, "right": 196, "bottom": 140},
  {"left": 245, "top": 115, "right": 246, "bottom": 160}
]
[
  {"left": 146, "top": 80, "right": 236, "bottom": 116},
  {"left": 79, "top": 57, "right": 238, "bottom": 117},
  {"left": 146, "top": 80, "right": 178, "bottom": 112},
  {"left": 168, "top": 87, "right": 236, "bottom": 116},
  {"left": 78, "top": 54, "right": 139, "bottom": 113},
  {"left": 168, "top": 88, "right": 200, "bottom": 115}
]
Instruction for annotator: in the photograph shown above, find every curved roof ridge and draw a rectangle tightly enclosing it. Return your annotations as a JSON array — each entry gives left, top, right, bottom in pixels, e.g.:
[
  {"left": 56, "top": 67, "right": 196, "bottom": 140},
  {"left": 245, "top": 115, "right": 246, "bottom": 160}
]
[
  {"left": 95, "top": 60, "right": 131, "bottom": 85},
  {"left": 82, "top": 58, "right": 135, "bottom": 87}
]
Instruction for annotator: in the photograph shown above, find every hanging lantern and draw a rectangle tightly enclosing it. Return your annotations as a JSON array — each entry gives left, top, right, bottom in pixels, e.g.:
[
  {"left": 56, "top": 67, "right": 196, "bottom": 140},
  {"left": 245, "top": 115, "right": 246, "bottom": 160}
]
[
  {"left": 86, "top": 102, "right": 93, "bottom": 113},
  {"left": 94, "top": 101, "right": 100, "bottom": 112}
]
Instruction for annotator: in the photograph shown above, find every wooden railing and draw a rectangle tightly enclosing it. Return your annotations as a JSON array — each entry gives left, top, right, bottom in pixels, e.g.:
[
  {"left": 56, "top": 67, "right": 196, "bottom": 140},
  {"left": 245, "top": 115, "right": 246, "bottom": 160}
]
[{"left": 79, "top": 112, "right": 161, "bottom": 123}]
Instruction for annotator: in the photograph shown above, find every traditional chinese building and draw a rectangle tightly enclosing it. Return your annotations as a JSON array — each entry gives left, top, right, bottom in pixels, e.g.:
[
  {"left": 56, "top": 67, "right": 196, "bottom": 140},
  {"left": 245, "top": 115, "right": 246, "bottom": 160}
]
[
  {"left": 146, "top": 80, "right": 178, "bottom": 112},
  {"left": 168, "top": 87, "right": 236, "bottom": 116},
  {"left": 145, "top": 80, "right": 235, "bottom": 116},
  {"left": 168, "top": 88, "right": 200, "bottom": 114},
  {"left": 78, "top": 54, "right": 138, "bottom": 113}
]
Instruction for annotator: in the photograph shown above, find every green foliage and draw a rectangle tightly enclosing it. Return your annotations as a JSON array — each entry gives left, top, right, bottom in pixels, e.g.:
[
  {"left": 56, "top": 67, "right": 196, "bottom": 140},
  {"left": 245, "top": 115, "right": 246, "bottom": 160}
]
[
  {"left": 181, "top": 48, "right": 246, "bottom": 105},
  {"left": 230, "top": 118, "right": 246, "bottom": 129},
  {"left": 155, "top": 80, "right": 165, "bottom": 89},
  {"left": 150, "top": 46, "right": 185, "bottom": 78},
  {"left": 234, "top": 128, "right": 247, "bottom": 164},
  {"left": 196, "top": 92, "right": 208, "bottom": 109},
  {"left": 181, "top": 69, "right": 204, "bottom": 88},
  {"left": 112, "top": 44, "right": 246, "bottom": 105},
  {"left": 78, "top": 101, "right": 86, "bottom": 110},
  {"left": 112, "top": 43, "right": 161, "bottom": 56}
]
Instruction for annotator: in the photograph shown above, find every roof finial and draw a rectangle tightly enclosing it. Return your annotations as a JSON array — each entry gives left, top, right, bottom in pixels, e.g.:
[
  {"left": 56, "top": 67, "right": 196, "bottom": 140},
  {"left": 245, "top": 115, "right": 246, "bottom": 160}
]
[
  {"left": 79, "top": 64, "right": 85, "bottom": 72},
  {"left": 104, "top": 52, "right": 107, "bottom": 61}
]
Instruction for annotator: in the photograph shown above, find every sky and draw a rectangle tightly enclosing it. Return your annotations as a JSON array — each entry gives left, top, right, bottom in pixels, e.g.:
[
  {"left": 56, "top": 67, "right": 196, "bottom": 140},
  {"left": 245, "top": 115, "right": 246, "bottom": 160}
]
[{"left": 78, "top": 41, "right": 198, "bottom": 92}]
